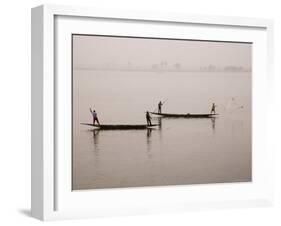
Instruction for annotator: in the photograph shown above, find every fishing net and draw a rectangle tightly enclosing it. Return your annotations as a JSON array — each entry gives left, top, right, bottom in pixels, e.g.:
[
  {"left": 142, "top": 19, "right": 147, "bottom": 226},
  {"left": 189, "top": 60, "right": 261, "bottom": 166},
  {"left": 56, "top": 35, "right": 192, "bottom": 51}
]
[{"left": 224, "top": 97, "right": 244, "bottom": 113}]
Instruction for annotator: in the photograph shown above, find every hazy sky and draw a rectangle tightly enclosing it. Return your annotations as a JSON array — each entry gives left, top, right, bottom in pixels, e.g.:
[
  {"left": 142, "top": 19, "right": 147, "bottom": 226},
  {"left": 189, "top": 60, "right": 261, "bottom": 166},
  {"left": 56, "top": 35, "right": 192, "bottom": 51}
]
[{"left": 73, "top": 35, "right": 252, "bottom": 70}]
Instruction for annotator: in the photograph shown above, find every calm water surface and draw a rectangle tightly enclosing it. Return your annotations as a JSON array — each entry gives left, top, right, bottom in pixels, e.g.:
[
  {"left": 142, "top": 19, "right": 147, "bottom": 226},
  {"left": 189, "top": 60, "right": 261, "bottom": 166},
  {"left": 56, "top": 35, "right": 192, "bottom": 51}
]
[{"left": 72, "top": 71, "right": 251, "bottom": 190}]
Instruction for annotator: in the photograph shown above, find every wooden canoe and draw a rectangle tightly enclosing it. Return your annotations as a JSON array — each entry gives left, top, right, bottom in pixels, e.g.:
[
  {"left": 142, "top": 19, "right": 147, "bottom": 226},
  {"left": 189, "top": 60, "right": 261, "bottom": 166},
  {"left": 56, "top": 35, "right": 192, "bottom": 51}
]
[
  {"left": 81, "top": 123, "right": 159, "bottom": 130},
  {"left": 150, "top": 112, "right": 218, "bottom": 118}
]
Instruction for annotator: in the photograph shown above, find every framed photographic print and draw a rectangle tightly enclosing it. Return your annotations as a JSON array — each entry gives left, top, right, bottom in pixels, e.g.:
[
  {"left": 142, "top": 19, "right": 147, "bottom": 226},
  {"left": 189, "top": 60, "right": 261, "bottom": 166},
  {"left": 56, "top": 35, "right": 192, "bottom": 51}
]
[{"left": 31, "top": 4, "right": 274, "bottom": 220}]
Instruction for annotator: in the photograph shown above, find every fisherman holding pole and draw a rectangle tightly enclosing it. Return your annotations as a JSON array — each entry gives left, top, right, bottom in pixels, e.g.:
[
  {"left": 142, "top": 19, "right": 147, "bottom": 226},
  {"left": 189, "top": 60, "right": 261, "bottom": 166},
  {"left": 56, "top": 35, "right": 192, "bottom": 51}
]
[
  {"left": 90, "top": 108, "right": 100, "bottom": 125},
  {"left": 155, "top": 99, "right": 167, "bottom": 113},
  {"left": 210, "top": 103, "right": 217, "bottom": 114},
  {"left": 146, "top": 111, "right": 152, "bottom": 126},
  {"left": 158, "top": 101, "right": 163, "bottom": 113}
]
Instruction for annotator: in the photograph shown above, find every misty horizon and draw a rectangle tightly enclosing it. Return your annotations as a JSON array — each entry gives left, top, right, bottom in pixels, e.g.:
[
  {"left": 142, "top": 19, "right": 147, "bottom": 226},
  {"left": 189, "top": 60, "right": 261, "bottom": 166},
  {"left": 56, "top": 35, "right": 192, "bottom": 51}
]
[
  {"left": 73, "top": 35, "right": 252, "bottom": 73},
  {"left": 74, "top": 64, "right": 251, "bottom": 72}
]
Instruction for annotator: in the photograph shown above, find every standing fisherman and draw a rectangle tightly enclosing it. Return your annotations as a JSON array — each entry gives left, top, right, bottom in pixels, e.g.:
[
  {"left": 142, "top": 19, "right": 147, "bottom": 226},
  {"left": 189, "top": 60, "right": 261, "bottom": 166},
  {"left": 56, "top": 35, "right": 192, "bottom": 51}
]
[
  {"left": 90, "top": 108, "right": 100, "bottom": 125},
  {"left": 158, "top": 101, "right": 163, "bottom": 113},
  {"left": 210, "top": 103, "right": 217, "bottom": 114},
  {"left": 146, "top": 111, "right": 152, "bottom": 126}
]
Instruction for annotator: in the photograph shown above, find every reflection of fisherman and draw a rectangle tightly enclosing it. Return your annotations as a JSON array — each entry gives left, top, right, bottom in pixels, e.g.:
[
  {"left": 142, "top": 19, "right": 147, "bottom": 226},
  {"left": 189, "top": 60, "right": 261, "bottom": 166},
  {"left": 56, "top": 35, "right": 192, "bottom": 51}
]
[
  {"left": 146, "top": 111, "right": 152, "bottom": 126},
  {"left": 147, "top": 128, "right": 152, "bottom": 138},
  {"left": 90, "top": 108, "right": 100, "bottom": 125},
  {"left": 210, "top": 103, "right": 217, "bottom": 114},
  {"left": 158, "top": 101, "right": 163, "bottom": 113},
  {"left": 211, "top": 117, "right": 216, "bottom": 130}
]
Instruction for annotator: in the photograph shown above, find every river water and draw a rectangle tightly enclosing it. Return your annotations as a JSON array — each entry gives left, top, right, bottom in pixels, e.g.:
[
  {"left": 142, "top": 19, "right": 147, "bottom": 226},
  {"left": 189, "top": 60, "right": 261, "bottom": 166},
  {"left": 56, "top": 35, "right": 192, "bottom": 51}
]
[{"left": 72, "top": 71, "right": 251, "bottom": 190}]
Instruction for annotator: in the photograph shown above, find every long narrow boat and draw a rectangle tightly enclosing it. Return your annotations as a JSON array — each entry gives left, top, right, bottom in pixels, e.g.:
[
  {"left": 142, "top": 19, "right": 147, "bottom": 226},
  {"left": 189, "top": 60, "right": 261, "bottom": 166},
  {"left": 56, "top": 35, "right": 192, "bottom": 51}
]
[
  {"left": 150, "top": 112, "right": 218, "bottom": 118},
  {"left": 81, "top": 123, "right": 159, "bottom": 130}
]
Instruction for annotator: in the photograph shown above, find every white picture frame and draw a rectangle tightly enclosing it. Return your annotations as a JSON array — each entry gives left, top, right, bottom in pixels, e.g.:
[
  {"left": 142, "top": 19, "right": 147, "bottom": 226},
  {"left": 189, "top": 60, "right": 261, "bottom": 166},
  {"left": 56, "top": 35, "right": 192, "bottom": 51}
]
[{"left": 31, "top": 4, "right": 274, "bottom": 221}]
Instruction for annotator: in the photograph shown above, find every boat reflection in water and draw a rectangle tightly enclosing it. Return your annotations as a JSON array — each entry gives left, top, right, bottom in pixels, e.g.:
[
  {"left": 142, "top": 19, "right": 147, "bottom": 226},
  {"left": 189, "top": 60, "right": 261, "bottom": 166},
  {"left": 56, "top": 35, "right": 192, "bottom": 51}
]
[
  {"left": 89, "top": 115, "right": 217, "bottom": 166},
  {"left": 90, "top": 126, "right": 158, "bottom": 162}
]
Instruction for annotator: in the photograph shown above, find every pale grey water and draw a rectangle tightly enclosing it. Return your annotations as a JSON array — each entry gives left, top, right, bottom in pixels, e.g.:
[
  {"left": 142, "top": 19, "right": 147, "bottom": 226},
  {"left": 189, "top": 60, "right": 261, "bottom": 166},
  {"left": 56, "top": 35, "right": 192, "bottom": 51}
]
[{"left": 72, "top": 71, "right": 251, "bottom": 190}]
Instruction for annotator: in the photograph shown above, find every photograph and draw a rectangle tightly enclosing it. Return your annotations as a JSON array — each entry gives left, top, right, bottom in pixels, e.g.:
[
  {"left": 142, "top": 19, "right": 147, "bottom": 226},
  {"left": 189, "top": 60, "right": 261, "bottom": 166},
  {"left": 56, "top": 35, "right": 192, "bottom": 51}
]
[{"left": 72, "top": 34, "right": 252, "bottom": 190}]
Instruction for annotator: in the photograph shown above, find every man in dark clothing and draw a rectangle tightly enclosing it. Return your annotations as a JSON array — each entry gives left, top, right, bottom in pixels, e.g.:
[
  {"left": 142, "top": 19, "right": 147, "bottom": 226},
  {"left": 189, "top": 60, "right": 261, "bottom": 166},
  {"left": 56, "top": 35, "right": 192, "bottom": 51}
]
[
  {"left": 158, "top": 101, "right": 163, "bottom": 113},
  {"left": 210, "top": 103, "right": 217, "bottom": 114},
  {"left": 90, "top": 108, "right": 100, "bottom": 125},
  {"left": 146, "top": 111, "right": 152, "bottom": 126}
]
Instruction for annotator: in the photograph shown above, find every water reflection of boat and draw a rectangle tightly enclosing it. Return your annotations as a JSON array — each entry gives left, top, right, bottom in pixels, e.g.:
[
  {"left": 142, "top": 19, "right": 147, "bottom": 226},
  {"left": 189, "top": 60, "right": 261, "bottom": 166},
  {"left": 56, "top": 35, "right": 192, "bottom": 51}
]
[
  {"left": 150, "top": 112, "right": 218, "bottom": 118},
  {"left": 81, "top": 123, "right": 159, "bottom": 130}
]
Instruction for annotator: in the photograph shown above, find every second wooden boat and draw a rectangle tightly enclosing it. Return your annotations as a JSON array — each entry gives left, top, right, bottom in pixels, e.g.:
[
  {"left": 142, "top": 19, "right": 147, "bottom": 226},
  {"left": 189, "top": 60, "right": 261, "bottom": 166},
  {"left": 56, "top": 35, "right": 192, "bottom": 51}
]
[{"left": 150, "top": 112, "right": 218, "bottom": 118}]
